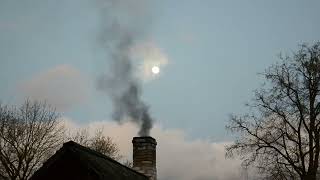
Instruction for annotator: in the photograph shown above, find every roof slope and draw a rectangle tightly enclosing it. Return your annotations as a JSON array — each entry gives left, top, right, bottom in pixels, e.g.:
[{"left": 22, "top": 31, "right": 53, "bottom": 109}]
[
  {"left": 30, "top": 141, "right": 148, "bottom": 180},
  {"left": 0, "top": 174, "right": 8, "bottom": 180}
]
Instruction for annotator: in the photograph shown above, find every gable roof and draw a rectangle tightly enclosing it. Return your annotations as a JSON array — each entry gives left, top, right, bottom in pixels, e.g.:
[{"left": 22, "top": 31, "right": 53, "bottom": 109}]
[{"left": 30, "top": 141, "right": 148, "bottom": 180}]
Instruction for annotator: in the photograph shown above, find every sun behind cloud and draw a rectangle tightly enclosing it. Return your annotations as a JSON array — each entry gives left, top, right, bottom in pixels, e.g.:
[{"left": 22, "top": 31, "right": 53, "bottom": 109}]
[
  {"left": 151, "top": 66, "right": 160, "bottom": 74},
  {"left": 130, "top": 41, "right": 168, "bottom": 81}
]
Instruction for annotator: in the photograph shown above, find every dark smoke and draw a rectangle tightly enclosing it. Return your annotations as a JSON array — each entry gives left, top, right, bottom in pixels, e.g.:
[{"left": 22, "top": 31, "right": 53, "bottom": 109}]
[{"left": 96, "top": 0, "right": 153, "bottom": 136}]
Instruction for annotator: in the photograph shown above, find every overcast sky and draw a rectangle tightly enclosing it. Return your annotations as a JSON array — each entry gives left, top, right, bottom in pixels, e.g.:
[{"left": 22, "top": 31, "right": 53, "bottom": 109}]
[
  {"left": 1, "top": 0, "right": 320, "bottom": 138},
  {"left": 1, "top": 0, "right": 320, "bottom": 179}
]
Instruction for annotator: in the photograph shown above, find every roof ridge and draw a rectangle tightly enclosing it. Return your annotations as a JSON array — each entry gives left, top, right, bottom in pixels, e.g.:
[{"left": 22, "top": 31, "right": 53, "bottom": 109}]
[{"left": 63, "top": 141, "right": 148, "bottom": 178}]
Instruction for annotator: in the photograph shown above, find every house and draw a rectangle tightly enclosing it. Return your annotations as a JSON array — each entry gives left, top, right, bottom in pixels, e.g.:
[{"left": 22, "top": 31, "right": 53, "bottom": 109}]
[{"left": 30, "top": 137, "right": 157, "bottom": 180}]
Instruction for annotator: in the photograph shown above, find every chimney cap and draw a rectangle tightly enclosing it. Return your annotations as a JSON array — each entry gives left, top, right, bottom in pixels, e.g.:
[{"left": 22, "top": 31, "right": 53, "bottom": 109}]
[{"left": 132, "top": 136, "right": 157, "bottom": 145}]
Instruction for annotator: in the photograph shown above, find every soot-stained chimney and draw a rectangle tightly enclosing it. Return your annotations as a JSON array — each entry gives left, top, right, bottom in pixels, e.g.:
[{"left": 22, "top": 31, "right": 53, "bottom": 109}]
[{"left": 132, "top": 137, "right": 157, "bottom": 180}]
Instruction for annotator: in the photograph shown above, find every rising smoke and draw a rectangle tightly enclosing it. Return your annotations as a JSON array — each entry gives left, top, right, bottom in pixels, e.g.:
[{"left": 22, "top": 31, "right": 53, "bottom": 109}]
[{"left": 96, "top": 0, "right": 153, "bottom": 136}]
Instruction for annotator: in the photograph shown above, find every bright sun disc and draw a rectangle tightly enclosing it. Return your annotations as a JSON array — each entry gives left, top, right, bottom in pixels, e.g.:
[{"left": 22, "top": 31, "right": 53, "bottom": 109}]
[{"left": 152, "top": 66, "right": 160, "bottom": 74}]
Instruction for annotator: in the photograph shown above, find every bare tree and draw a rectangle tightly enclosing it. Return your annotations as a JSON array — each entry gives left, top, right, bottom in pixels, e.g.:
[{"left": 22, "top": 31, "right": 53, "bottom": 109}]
[
  {"left": 69, "top": 128, "right": 123, "bottom": 161},
  {"left": 68, "top": 128, "right": 91, "bottom": 147},
  {"left": 0, "top": 100, "right": 64, "bottom": 180},
  {"left": 90, "top": 130, "right": 123, "bottom": 161},
  {"left": 226, "top": 42, "right": 320, "bottom": 180}
]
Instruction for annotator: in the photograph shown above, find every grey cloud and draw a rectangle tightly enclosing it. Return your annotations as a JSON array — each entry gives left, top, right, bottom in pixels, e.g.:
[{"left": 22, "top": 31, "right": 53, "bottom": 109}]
[
  {"left": 63, "top": 119, "right": 249, "bottom": 180},
  {"left": 18, "top": 64, "right": 90, "bottom": 111}
]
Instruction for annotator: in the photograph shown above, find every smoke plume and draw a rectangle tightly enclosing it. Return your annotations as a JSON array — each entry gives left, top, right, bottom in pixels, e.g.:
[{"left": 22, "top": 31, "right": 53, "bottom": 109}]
[{"left": 96, "top": 0, "right": 153, "bottom": 136}]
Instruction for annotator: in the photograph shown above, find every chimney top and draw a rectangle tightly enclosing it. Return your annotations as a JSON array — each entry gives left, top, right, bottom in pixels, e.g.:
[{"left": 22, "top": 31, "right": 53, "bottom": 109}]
[{"left": 132, "top": 136, "right": 157, "bottom": 145}]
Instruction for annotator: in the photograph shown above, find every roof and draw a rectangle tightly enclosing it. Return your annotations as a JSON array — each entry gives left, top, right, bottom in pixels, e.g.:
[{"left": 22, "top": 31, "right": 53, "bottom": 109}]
[
  {"left": 0, "top": 174, "right": 8, "bottom": 180},
  {"left": 30, "top": 141, "right": 148, "bottom": 180}
]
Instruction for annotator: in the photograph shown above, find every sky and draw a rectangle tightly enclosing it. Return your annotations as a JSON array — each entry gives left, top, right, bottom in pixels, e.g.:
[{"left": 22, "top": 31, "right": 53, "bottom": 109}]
[
  {"left": 1, "top": 0, "right": 320, "bottom": 139},
  {"left": 0, "top": 1, "right": 320, "bottom": 179},
  {"left": 0, "top": 0, "right": 320, "bottom": 141}
]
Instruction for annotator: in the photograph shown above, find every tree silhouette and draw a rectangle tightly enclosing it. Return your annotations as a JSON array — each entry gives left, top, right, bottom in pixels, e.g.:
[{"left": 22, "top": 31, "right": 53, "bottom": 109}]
[
  {"left": 0, "top": 100, "right": 64, "bottom": 180},
  {"left": 69, "top": 128, "right": 123, "bottom": 161},
  {"left": 227, "top": 42, "right": 320, "bottom": 180}
]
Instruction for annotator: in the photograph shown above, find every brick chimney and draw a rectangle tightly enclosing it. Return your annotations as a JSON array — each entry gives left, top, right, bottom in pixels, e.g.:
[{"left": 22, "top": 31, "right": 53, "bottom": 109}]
[{"left": 132, "top": 137, "right": 157, "bottom": 180}]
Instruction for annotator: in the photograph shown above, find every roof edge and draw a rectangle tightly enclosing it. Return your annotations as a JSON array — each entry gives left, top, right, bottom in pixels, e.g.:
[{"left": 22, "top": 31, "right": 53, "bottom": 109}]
[{"left": 63, "top": 141, "right": 149, "bottom": 178}]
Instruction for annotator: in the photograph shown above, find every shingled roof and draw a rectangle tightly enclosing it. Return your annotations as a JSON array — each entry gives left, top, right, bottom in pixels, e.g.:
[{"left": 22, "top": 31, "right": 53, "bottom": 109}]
[{"left": 30, "top": 141, "right": 148, "bottom": 180}]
